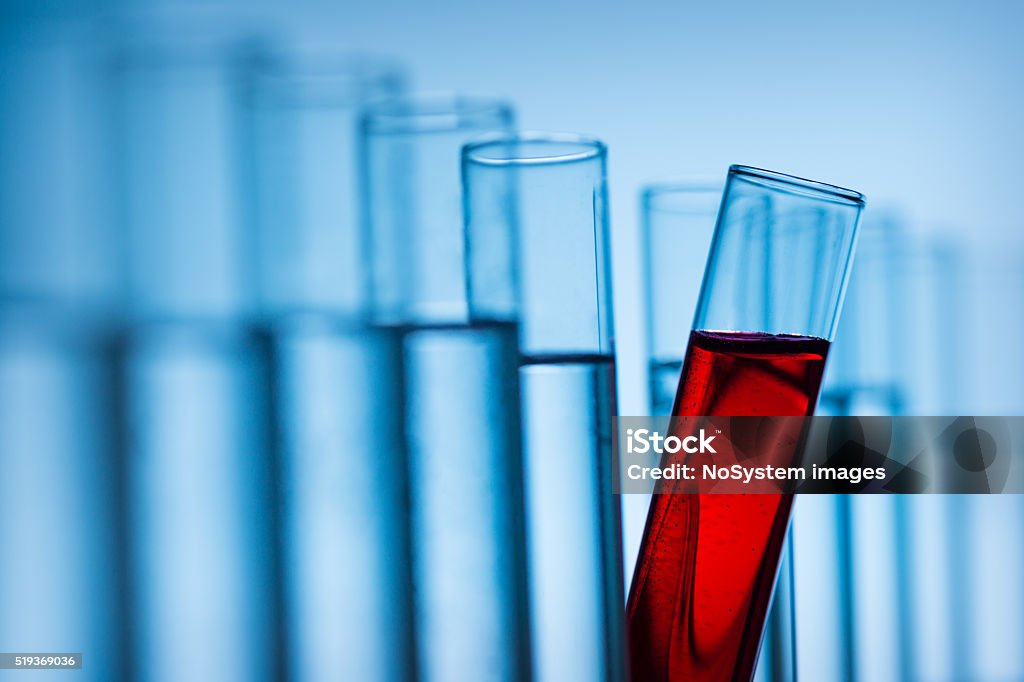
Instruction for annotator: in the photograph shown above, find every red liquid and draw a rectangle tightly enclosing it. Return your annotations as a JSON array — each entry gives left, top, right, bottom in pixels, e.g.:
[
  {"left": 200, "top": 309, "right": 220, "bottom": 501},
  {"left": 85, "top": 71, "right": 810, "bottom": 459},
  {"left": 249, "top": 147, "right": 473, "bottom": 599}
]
[{"left": 627, "top": 330, "right": 829, "bottom": 682}]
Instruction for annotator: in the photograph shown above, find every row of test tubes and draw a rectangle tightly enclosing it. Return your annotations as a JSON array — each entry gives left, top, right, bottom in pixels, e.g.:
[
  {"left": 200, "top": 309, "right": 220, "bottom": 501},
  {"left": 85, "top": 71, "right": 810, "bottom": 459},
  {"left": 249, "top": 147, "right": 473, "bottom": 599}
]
[
  {"left": 3, "top": 14, "right": 1024, "bottom": 682},
  {"left": 0, "top": 21, "right": 626, "bottom": 682}
]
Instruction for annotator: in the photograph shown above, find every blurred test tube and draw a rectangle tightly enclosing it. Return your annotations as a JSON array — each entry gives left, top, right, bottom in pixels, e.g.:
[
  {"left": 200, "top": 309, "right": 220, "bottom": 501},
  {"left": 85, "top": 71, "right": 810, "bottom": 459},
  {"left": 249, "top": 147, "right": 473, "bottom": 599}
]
[
  {"left": 640, "top": 182, "right": 720, "bottom": 416},
  {"left": 896, "top": 236, "right": 968, "bottom": 682},
  {"left": 0, "top": 24, "right": 125, "bottom": 681},
  {"left": 245, "top": 49, "right": 405, "bottom": 317},
  {"left": 464, "top": 133, "right": 627, "bottom": 682},
  {"left": 817, "top": 210, "right": 910, "bottom": 682},
  {"left": 362, "top": 95, "right": 530, "bottom": 682},
  {"left": 799, "top": 210, "right": 983, "bottom": 682},
  {"left": 633, "top": 183, "right": 718, "bottom": 591},
  {"left": 119, "top": 324, "right": 278, "bottom": 680},
  {"left": 241, "top": 47, "right": 414, "bottom": 681},
  {"left": 797, "top": 209, "right": 912, "bottom": 682},
  {"left": 950, "top": 241, "right": 1024, "bottom": 681},
  {"left": 112, "top": 24, "right": 280, "bottom": 680}
]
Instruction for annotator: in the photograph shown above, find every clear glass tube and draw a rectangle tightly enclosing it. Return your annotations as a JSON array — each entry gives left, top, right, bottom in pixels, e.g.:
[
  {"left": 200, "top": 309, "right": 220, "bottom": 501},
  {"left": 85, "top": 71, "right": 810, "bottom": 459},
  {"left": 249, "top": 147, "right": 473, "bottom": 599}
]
[
  {"left": 0, "top": 28, "right": 125, "bottom": 681},
  {"left": 820, "top": 209, "right": 909, "bottom": 416},
  {"left": 363, "top": 95, "right": 530, "bottom": 682},
  {"left": 115, "top": 31, "right": 260, "bottom": 322},
  {"left": 801, "top": 214, "right": 961, "bottom": 682},
  {"left": 463, "top": 133, "right": 625, "bottom": 682},
  {"left": 754, "top": 543, "right": 798, "bottom": 682},
  {"left": 362, "top": 93, "right": 515, "bottom": 324},
  {"left": 269, "top": 320, "right": 412, "bottom": 681},
  {"left": 401, "top": 322, "right": 529, "bottom": 682},
  {"left": 0, "top": 313, "right": 124, "bottom": 681},
  {"left": 113, "top": 33, "right": 281, "bottom": 680},
  {"left": 0, "top": 27, "right": 119, "bottom": 313},
  {"left": 810, "top": 225, "right": 1024, "bottom": 682},
  {"left": 641, "top": 182, "right": 721, "bottom": 416},
  {"left": 956, "top": 243, "right": 1024, "bottom": 681},
  {"left": 242, "top": 49, "right": 405, "bottom": 317},
  {"left": 244, "top": 52, "right": 413, "bottom": 681},
  {"left": 800, "top": 209, "right": 909, "bottom": 682},
  {"left": 627, "top": 166, "right": 863, "bottom": 682},
  {"left": 121, "top": 324, "right": 279, "bottom": 680},
  {"left": 692, "top": 167, "right": 863, "bottom": 338}
]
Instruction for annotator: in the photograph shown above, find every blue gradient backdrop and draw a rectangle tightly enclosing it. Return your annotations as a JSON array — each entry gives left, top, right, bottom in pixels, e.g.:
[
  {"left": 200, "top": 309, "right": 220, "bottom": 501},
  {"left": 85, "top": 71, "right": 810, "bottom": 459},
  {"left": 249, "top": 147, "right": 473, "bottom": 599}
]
[{"left": 3, "top": 1, "right": 1023, "bottom": 680}]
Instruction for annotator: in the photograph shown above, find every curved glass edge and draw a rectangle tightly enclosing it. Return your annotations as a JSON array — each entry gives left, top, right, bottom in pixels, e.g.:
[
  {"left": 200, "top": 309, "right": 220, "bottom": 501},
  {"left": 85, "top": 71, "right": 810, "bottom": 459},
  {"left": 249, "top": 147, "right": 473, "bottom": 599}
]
[
  {"left": 463, "top": 132, "right": 606, "bottom": 167},
  {"left": 729, "top": 164, "right": 866, "bottom": 207},
  {"left": 691, "top": 166, "right": 865, "bottom": 342},
  {"left": 641, "top": 181, "right": 724, "bottom": 214},
  {"left": 108, "top": 10, "right": 271, "bottom": 70},
  {"left": 362, "top": 92, "right": 515, "bottom": 134},
  {"left": 247, "top": 48, "right": 406, "bottom": 105},
  {"left": 461, "top": 131, "right": 613, "bottom": 356}
]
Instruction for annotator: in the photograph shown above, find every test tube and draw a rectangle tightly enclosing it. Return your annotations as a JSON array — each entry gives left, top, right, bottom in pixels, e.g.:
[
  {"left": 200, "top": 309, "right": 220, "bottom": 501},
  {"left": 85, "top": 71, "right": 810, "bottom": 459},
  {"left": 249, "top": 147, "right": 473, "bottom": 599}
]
[
  {"left": 244, "top": 49, "right": 405, "bottom": 317},
  {"left": 0, "top": 28, "right": 124, "bottom": 680},
  {"left": 793, "top": 209, "right": 909, "bottom": 681},
  {"left": 463, "top": 133, "right": 627, "bottom": 682},
  {"left": 242, "top": 49, "right": 412, "bottom": 681},
  {"left": 628, "top": 166, "right": 863, "bottom": 682},
  {"left": 640, "top": 181, "right": 799, "bottom": 682},
  {"left": 0, "top": 316, "right": 124, "bottom": 680},
  {"left": 920, "top": 241, "right": 1024, "bottom": 680},
  {"left": 362, "top": 95, "right": 530, "bottom": 682},
  {"left": 113, "top": 29, "right": 280, "bottom": 680},
  {"left": 640, "top": 182, "right": 721, "bottom": 416}
]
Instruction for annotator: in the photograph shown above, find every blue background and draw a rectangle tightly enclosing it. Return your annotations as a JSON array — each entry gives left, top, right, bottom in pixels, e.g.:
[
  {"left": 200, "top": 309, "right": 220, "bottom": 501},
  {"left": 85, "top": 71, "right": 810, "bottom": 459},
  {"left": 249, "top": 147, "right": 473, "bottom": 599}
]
[{"left": 3, "top": 1, "right": 1023, "bottom": 679}]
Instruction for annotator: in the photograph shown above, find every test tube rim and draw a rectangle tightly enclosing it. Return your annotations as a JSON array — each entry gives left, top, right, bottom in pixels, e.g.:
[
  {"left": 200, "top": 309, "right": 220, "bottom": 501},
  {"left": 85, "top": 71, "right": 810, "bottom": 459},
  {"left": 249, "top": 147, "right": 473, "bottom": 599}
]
[
  {"left": 247, "top": 47, "right": 406, "bottom": 104},
  {"left": 729, "top": 164, "right": 866, "bottom": 207},
  {"left": 641, "top": 180, "right": 724, "bottom": 215},
  {"left": 463, "top": 131, "right": 606, "bottom": 167},
  {"left": 362, "top": 92, "right": 514, "bottom": 134}
]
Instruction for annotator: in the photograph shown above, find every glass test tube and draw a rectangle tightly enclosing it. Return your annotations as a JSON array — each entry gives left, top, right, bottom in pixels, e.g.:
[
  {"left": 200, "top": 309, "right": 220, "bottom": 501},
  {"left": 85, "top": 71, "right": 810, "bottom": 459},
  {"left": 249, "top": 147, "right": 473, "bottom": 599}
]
[
  {"left": 245, "top": 49, "right": 404, "bottom": 317},
  {"left": 628, "top": 166, "right": 863, "bottom": 682},
  {"left": 120, "top": 325, "right": 278, "bottom": 681},
  {"left": 639, "top": 182, "right": 804, "bottom": 682},
  {"left": 115, "top": 32, "right": 257, "bottom": 322},
  {"left": 0, "top": 28, "right": 124, "bottom": 681},
  {"left": 242, "top": 49, "right": 412, "bottom": 681},
  {"left": 793, "top": 209, "right": 909, "bottom": 682},
  {"left": 463, "top": 133, "right": 627, "bottom": 682},
  {"left": 961, "top": 244, "right": 1024, "bottom": 680},
  {"left": 362, "top": 95, "right": 530, "bottom": 682},
  {"left": 0, "top": 26, "right": 119, "bottom": 312},
  {"left": 641, "top": 182, "right": 721, "bottom": 416},
  {"left": 114, "top": 31, "right": 280, "bottom": 680},
  {"left": 0, "top": 316, "right": 124, "bottom": 681},
  {"left": 910, "top": 240, "right": 1024, "bottom": 681}
]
